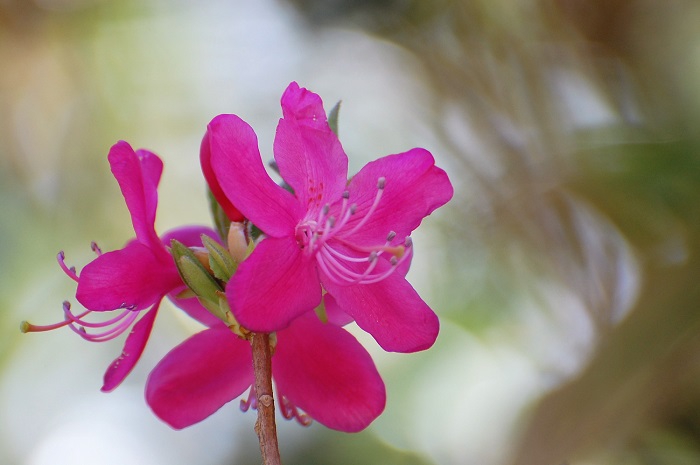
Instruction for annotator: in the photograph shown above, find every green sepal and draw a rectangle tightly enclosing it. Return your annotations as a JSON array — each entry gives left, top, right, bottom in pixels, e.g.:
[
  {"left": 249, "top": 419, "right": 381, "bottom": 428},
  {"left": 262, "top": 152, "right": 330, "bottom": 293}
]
[
  {"left": 328, "top": 100, "right": 341, "bottom": 136},
  {"left": 170, "top": 239, "right": 222, "bottom": 301},
  {"left": 314, "top": 299, "right": 328, "bottom": 324},
  {"left": 201, "top": 234, "right": 238, "bottom": 282},
  {"left": 207, "top": 189, "right": 230, "bottom": 242}
]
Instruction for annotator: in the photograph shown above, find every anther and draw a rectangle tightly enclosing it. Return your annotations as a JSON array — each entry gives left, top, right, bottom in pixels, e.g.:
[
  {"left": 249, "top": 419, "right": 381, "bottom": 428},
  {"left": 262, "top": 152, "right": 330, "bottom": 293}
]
[
  {"left": 405, "top": 236, "right": 413, "bottom": 248},
  {"left": 349, "top": 204, "right": 357, "bottom": 214},
  {"left": 377, "top": 177, "right": 386, "bottom": 190},
  {"left": 386, "top": 231, "right": 396, "bottom": 242},
  {"left": 342, "top": 190, "right": 350, "bottom": 199},
  {"left": 91, "top": 241, "right": 102, "bottom": 255},
  {"left": 322, "top": 204, "right": 330, "bottom": 216},
  {"left": 390, "top": 256, "right": 398, "bottom": 266},
  {"left": 57, "top": 251, "right": 80, "bottom": 282}
]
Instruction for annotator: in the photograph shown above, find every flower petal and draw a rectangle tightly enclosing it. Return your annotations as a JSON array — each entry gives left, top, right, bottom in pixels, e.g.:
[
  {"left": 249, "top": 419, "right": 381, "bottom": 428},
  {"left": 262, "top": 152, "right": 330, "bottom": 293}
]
[
  {"left": 340, "top": 148, "right": 453, "bottom": 246},
  {"left": 227, "top": 236, "right": 321, "bottom": 332},
  {"left": 273, "top": 312, "right": 386, "bottom": 432},
  {"left": 146, "top": 327, "right": 254, "bottom": 429},
  {"left": 168, "top": 288, "right": 223, "bottom": 328},
  {"left": 322, "top": 271, "right": 440, "bottom": 353},
  {"left": 76, "top": 241, "right": 180, "bottom": 311},
  {"left": 207, "top": 114, "right": 303, "bottom": 237},
  {"left": 274, "top": 82, "right": 348, "bottom": 215},
  {"left": 323, "top": 294, "right": 353, "bottom": 327},
  {"left": 160, "top": 225, "right": 221, "bottom": 248},
  {"left": 101, "top": 303, "right": 159, "bottom": 392},
  {"left": 107, "top": 141, "right": 165, "bottom": 252},
  {"left": 200, "top": 130, "right": 245, "bottom": 222}
]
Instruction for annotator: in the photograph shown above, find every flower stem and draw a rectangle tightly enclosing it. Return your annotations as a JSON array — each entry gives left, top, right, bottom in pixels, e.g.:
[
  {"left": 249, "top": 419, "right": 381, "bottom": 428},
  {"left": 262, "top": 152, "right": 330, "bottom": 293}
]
[{"left": 251, "top": 332, "right": 282, "bottom": 465}]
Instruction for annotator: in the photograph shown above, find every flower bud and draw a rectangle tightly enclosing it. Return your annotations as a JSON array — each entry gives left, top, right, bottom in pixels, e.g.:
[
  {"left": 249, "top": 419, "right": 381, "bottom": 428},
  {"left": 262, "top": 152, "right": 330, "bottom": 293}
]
[
  {"left": 201, "top": 234, "right": 237, "bottom": 282},
  {"left": 227, "top": 222, "right": 250, "bottom": 263}
]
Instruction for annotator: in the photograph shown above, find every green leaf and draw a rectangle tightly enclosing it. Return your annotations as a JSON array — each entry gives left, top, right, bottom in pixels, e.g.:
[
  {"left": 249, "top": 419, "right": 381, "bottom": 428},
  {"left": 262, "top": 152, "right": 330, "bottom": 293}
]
[{"left": 328, "top": 100, "right": 342, "bottom": 136}]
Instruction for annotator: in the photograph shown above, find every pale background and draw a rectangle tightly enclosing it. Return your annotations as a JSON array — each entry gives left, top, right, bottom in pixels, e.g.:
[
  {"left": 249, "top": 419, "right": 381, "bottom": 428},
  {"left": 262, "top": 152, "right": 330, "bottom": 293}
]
[{"left": 2, "top": 1, "right": 700, "bottom": 464}]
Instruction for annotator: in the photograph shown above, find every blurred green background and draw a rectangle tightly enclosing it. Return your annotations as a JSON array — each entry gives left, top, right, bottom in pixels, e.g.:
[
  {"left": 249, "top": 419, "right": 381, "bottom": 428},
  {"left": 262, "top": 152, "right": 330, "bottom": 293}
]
[{"left": 3, "top": 0, "right": 700, "bottom": 464}]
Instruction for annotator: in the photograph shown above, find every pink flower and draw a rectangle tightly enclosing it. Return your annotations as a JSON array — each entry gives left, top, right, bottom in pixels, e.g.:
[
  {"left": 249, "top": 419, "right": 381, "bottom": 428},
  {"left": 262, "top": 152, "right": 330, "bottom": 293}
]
[
  {"left": 27, "top": 141, "right": 219, "bottom": 391},
  {"left": 146, "top": 312, "right": 386, "bottom": 432},
  {"left": 202, "top": 82, "right": 454, "bottom": 353}
]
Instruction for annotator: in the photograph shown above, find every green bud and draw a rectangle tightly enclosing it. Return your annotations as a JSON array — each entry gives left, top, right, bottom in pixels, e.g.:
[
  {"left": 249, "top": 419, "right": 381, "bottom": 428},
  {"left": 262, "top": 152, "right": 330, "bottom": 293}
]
[
  {"left": 201, "top": 234, "right": 238, "bottom": 282},
  {"left": 171, "top": 239, "right": 222, "bottom": 303},
  {"left": 227, "top": 223, "right": 249, "bottom": 264}
]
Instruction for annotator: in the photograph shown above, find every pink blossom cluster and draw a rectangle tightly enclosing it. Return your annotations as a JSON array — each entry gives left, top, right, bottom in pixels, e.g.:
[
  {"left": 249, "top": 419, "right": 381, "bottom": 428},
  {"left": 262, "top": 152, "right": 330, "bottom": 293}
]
[{"left": 29, "top": 83, "right": 453, "bottom": 432}]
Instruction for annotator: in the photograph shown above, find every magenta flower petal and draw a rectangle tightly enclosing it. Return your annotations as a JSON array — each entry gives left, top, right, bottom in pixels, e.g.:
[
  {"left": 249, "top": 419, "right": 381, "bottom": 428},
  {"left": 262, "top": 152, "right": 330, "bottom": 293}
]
[
  {"left": 160, "top": 224, "right": 221, "bottom": 248},
  {"left": 101, "top": 304, "right": 159, "bottom": 392},
  {"left": 227, "top": 235, "right": 321, "bottom": 332},
  {"left": 322, "top": 271, "right": 440, "bottom": 353},
  {"left": 273, "top": 313, "right": 386, "bottom": 432},
  {"left": 207, "top": 114, "right": 303, "bottom": 237},
  {"left": 342, "top": 148, "right": 453, "bottom": 246},
  {"left": 146, "top": 327, "right": 254, "bottom": 429},
  {"left": 323, "top": 294, "right": 353, "bottom": 327},
  {"left": 76, "top": 241, "right": 180, "bottom": 311},
  {"left": 107, "top": 141, "right": 164, "bottom": 252},
  {"left": 200, "top": 130, "right": 245, "bottom": 222},
  {"left": 167, "top": 289, "right": 222, "bottom": 328},
  {"left": 274, "top": 82, "right": 348, "bottom": 213}
]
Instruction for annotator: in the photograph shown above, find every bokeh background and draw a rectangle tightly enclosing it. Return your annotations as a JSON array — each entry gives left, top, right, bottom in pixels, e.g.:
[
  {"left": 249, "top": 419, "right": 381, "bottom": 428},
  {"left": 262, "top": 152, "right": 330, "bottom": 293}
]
[{"left": 2, "top": 0, "right": 700, "bottom": 464}]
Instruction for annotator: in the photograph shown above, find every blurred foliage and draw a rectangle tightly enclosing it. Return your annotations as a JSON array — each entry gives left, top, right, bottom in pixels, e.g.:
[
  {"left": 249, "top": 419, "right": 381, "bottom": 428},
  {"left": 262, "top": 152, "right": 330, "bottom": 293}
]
[{"left": 286, "top": 0, "right": 700, "bottom": 464}]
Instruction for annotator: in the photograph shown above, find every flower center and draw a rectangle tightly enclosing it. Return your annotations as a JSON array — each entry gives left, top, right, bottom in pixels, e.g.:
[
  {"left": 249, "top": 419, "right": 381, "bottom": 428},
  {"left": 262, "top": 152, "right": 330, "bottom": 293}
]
[{"left": 294, "top": 177, "right": 413, "bottom": 286}]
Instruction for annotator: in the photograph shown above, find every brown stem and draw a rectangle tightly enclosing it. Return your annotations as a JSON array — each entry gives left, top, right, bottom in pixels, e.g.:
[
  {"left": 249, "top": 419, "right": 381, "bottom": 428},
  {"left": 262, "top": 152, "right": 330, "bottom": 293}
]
[{"left": 251, "top": 332, "right": 282, "bottom": 465}]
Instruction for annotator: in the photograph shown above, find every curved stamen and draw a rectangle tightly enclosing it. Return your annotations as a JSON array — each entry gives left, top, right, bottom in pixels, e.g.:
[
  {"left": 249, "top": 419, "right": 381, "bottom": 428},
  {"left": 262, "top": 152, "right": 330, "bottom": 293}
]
[
  {"left": 66, "top": 310, "right": 140, "bottom": 342},
  {"left": 21, "top": 300, "right": 142, "bottom": 343},
  {"left": 64, "top": 303, "right": 135, "bottom": 329},
  {"left": 340, "top": 177, "right": 385, "bottom": 237},
  {"left": 240, "top": 386, "right": 257, "bottom": 412},
  {"left": 277, "top": 392, "right": 312, "bottom": 426},
  {"left": 317, "top": 235, "right": 414, "bottom": 286},
  {"left": 91, "top": 241, "right": 103, "bottom": 256},
  {"left": 318, "top": 248, "right": 379, "bottom": 284},
  {"left": 57, "top": 251, "right": 79, "bottom": 282}
]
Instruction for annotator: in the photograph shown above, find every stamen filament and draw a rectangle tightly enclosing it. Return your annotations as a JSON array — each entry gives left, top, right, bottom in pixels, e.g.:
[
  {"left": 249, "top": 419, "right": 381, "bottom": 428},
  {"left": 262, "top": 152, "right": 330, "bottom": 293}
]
[
  {"left": 66, "top": 310, "right": 139, "bottom": 342},
  {"left": 57, "top": 251, "right": 79, "bottom": 282},
  {"left": 340, "top": 178, "right": 385, "bottom": 237},
  {"left": 277, "top": 393, "right": 312, "bottom": 426},
  {"left": 240, "top": 386, "right": 257, "bottom": 412}
]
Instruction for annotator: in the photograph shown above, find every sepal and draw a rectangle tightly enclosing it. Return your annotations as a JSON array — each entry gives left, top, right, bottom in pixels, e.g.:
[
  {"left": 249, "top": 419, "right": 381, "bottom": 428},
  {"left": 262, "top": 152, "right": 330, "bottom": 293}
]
[{"left": 201, "top": 234, "right": 238, "bottom": 282}]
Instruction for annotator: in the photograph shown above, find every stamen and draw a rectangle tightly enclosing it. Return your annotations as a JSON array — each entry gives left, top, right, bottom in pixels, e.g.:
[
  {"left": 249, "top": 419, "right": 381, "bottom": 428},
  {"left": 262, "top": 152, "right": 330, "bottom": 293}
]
[
  {"left": 240, "top": 386, "right": 257, "bottom": 412},
  {"left": 341, "top": 177, "right": 385, "bottom": 237},
  {"left": 57, "top": 251, "right": 79, "bottom": 282},
  {"left": 24, "top": 300, "right": 143, "bottom": 343},
  {"left": 278, "top": 393, "right": 312, "bottom": 426},
  {"left": 91, "top": 241, "right": 103, "bottom": 256}
]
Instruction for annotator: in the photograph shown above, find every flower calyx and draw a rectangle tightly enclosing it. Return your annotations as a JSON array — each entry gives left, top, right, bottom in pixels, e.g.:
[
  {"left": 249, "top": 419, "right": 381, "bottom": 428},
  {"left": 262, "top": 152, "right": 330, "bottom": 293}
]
[{"left": 170, "top": 237, "right": 249, "bottom": 339}]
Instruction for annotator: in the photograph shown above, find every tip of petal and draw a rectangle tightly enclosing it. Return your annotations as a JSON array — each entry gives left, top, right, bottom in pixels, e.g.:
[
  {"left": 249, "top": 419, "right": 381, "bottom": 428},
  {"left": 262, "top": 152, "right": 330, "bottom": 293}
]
[{"left": 280, "top": 82, "right": 327, "bottom": 128}]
